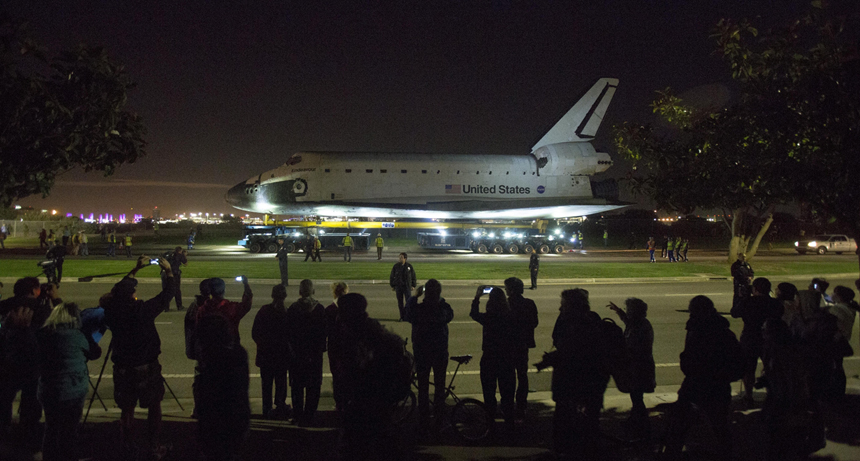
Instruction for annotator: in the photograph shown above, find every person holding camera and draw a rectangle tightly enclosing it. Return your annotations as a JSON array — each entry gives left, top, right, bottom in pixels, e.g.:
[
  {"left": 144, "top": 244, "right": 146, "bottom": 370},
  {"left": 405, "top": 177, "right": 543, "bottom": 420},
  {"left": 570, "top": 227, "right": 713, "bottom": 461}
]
[
  {"left": 102, "top": 256, "right": 175, "bottom": 459},
  {"left": 195, "top": 277, "right": 253, "bottom": 346},
  {"left": 403, "top": 279, "right": 454, "bottom": 426},
  {"left": 45, "top": 243, "right": 67, "bottom": 285},
  {"left": 470, "top": 286, "right": 516, "bottom": 426}
]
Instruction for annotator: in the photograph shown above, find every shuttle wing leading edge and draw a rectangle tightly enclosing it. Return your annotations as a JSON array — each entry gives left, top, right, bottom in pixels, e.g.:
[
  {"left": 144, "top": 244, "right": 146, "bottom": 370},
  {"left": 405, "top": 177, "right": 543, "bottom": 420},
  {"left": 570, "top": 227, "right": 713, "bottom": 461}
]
[{"left": 531, "top": 78, "right": 619, "bottom": 151}]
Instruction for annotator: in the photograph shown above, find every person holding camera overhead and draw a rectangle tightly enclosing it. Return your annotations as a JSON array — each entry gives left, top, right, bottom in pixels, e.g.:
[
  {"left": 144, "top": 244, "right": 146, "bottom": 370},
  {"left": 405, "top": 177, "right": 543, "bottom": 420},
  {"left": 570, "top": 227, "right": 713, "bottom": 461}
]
[
  {"left": 470, "top": 285, "right": 516, "bottom": 426},
  {"left": 102, "top": 256, "right": 175, "bottom": 459},
  {"left": 162, "top": 247, "right": 187, "bottom": 312},
  {"left": 404, "top": 279, "right": 454, "bottom": 427}
]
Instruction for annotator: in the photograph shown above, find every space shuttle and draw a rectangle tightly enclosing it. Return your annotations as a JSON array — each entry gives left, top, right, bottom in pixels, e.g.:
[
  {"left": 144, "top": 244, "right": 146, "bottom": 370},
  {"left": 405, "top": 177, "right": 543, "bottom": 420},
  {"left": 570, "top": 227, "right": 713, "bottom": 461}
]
[{"left": 225, "top": 78, "right": 626, "bottom": 220}]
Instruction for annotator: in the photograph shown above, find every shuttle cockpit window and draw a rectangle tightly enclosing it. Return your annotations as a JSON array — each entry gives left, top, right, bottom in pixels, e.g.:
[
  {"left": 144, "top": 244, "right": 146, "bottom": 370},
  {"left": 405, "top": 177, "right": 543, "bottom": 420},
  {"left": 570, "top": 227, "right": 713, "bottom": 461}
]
[{"left": 286, "top": 154, "right": 302, "bottom": 166}]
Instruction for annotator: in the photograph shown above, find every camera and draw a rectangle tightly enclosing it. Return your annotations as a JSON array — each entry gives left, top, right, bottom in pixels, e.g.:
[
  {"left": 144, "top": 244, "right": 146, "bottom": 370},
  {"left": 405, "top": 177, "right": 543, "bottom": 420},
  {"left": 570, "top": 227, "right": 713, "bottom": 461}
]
[
  {"left": 150, "top": 259, "right": 160, "bottom": 265},
  {"left": 482, "top": 286, "right": 494, "bottom": 294},
  {"left": 235, "top": 276, "right": 244, "bottom": 282}
]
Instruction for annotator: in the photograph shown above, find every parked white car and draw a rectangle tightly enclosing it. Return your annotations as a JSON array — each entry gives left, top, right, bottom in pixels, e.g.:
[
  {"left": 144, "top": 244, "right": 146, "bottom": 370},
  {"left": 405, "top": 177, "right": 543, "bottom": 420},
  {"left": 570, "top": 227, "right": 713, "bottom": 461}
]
[{"left": 795, "top": 234, "right": 857, "bottom": 255}]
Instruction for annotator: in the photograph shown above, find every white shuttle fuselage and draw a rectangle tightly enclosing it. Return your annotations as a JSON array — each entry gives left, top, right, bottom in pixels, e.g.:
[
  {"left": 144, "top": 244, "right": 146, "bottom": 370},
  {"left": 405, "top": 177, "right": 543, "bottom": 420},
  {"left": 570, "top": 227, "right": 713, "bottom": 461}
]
[{"left": 226, "top": 78, "right": 625, "bottom": 219}]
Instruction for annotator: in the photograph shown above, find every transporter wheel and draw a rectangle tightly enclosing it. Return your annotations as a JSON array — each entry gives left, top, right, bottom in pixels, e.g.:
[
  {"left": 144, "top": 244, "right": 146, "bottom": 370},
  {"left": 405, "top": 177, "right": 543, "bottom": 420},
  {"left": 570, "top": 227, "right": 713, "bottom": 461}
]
[
  {"left": 477, "top": 244, "right": 488, "bottom": 254},
  {"left": 451, "top": 398, "right": 492, "bottom": 442},
  {"left": 249, "top": 243, "right": 262, "bottom": 253},
  {"left": 265, "top": 242, "right": 280, "bottom": 253},
  {"left": 491, "top": 244, "right": 504, "bottom": 254},
  {"left": 817, "top": 246, "right": 827, "bottom": 255},
  {"left": 506, "top": 243, "right": 519, "bottom": 254},
  {"left": 553, "top": 244, "right": 565, "bottom": 254},
  {"left": 523, "top": 244, "right": 535, "bottom": 254},
  {"left": 538, "top": 244, "right": 550, "bottom": 254}
]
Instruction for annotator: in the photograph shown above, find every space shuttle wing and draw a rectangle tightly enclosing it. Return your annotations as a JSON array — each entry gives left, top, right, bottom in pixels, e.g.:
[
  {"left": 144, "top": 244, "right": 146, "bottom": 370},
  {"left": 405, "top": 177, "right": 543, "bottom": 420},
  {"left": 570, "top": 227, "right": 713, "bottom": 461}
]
[{"left": 531, "top": 78, "right": 619, "bottom": 151}]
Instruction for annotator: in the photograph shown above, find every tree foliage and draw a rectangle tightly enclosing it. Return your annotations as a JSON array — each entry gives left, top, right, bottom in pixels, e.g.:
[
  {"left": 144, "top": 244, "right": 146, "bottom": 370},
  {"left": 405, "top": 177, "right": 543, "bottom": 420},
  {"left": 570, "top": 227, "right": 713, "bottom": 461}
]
[
  {"left": 0, "top": 16, "right": 147, "bottom": 208},
  {"left": 613, "top": 2, "right": 860, "bottom": 264}
]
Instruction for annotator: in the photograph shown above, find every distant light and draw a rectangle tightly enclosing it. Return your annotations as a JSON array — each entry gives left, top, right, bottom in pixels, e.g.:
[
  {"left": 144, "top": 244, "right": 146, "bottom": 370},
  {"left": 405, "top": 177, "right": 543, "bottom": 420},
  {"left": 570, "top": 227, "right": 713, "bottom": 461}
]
[
  {"left": 488, "top": 233, "right": 495, "bottom": 238},
  {"left": 554, "top": 229, "right": 561, "bottom": 235},
  {"left": 14, "top": 205, "right": 21, "bottom": 210},
  {"left": 51, "top": 210, "right": 57, "bottom": 215},
  {"left": 472, "top": 231, "right": 481, "bottom": 238}
]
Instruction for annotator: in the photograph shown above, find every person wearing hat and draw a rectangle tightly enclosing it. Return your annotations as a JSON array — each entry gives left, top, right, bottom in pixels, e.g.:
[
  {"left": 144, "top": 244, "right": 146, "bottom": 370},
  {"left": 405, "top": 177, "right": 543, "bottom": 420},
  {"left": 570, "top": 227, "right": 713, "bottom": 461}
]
[
  {"left": 375, "top": 233, "right": 385, "bottom": 260},
  {"left": 102, "top": 256, "right": 175, "bottom": 459}
]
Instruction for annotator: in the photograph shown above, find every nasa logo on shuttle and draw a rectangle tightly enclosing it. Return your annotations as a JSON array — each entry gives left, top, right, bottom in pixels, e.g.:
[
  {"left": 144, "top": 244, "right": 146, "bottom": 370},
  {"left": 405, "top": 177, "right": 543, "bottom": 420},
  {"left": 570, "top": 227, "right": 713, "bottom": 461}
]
[
  {"left": 537, "top": 186, "right": 545, "bottom": 194},
  {"left": 291, "top": 179, "right": 308, "bottom": 196}
]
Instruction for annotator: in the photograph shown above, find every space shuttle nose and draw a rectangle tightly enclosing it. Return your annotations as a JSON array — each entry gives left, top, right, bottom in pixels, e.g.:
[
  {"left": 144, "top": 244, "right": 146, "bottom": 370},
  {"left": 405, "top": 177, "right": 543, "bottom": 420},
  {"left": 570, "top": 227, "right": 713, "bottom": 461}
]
[{"left": 225, "top": 181, "right": 247, "bottom": 208}]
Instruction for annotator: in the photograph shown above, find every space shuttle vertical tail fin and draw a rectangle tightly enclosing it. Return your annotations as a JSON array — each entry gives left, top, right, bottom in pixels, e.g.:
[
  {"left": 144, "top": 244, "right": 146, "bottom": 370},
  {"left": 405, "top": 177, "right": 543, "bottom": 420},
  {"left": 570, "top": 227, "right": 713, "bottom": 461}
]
[{"left": 531, "top": 78, "right": 619, "bottom": 152}]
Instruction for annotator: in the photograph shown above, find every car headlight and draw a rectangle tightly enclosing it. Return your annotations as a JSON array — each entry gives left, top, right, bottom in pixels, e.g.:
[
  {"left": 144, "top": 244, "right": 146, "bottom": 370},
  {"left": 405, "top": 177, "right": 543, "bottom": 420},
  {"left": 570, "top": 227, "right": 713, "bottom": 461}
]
[{"left": 807, "top": 241, "right": 817, "bottom": 247}]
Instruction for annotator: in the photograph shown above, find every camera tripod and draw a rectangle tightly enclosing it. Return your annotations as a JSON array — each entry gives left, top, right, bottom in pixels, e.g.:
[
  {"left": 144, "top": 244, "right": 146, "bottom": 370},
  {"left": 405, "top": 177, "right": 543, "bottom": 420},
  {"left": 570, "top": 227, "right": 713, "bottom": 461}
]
[{"left": 84, "top": 339, "right": 184, "bottom": 423}]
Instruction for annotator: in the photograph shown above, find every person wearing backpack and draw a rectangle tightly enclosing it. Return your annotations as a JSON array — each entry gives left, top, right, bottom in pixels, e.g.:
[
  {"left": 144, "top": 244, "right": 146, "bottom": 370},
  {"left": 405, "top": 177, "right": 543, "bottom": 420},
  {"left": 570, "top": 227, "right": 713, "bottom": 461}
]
[
  {"left": 660, "top": 295, "right": 739, "bottom": 460},
  {"left": 336, "top": 293, "right": 409, "bottom": 460},
  {"left": 608, "top": 298, "right": 655, "bottom": 435}
]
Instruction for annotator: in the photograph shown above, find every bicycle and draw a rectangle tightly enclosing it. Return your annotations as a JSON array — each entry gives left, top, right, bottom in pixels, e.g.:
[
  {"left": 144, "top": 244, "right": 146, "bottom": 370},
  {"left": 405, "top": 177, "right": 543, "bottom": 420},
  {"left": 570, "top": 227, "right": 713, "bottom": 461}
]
[{"left": 394, "top": 354, "right": 492, "bottom": 442}]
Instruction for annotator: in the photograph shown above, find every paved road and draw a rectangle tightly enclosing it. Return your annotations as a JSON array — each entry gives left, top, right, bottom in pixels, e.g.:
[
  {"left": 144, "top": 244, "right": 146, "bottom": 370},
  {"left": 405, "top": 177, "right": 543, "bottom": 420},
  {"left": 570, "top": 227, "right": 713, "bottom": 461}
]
[{"left": 43, "top": 276, "right": 860, "bottom": 402}]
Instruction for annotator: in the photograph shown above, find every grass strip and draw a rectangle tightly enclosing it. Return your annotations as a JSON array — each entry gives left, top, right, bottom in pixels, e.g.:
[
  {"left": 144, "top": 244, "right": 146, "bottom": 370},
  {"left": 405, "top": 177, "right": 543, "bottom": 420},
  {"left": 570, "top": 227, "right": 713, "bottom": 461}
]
[{"left": 1, "top": 258, "right": 856, "bottom": 281}]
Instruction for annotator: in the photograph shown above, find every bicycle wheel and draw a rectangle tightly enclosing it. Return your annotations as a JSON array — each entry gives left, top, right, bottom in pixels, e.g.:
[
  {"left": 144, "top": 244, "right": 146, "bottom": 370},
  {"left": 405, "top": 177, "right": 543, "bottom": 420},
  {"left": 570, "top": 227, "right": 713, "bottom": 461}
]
[
  {"left": 451, "top": 398, "right": 491, "bottom": 442},
  {"left": 392, "top": 390, "right": 416, "bottom": 425}
]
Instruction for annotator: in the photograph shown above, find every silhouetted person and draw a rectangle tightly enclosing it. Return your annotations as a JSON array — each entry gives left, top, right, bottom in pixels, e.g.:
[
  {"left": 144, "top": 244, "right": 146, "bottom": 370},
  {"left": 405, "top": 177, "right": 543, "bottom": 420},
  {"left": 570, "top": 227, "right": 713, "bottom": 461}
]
[
  {"left": 528, "top": 249, "right": 539, "bottom": 289},
  {"left": 608, "top": 297, "right": 655, "bottom": 436},
  {"left": 102, "top": 257, "right": 175, "bottom": 459},
  {"left": 470, "top": 286, "right": 515, "bottom": 424},
  {"left": 252, "top": 285, "right": 292, "bottom": 419},
  {"left": 661, "top": 296, "right": 736, "bottom": 460},
  {"left": 404, "top": 279, "right": 453, "bottom": 426},
  {"left": 537, "top": 288, "right": 609, "bottom": 459},
  {"left": 730, "top": 277, "right": 784, "bottom": 407},
  {"left": 45, "top": 244, "right": 66, "bottom": 284},
  {"left": 195, "top": 313, "right": 250, "bottom": 461},
  {"left": 162, "top": 247, "right": 187, "bottom": 311},
  {"left": 286, "top": 279, "right": 326, "bottom": 426},
  {"left": 0, "top": 277, "right": 52, "bottom": 456},
  {"left": 504, "top": 277, "right": 538, "bottom": 420},
  {"left": 195, "top": 277, "right": 252, "bottom": 347},
  {"left": 325, "top": 282, "right": 349, "bottom": 412},
  {"left": 730, "top": 253, "right": 754, "bottom": 309},
  {"left": 276, "top": 239, "right": 289, "bottom": 287},
  {"left": 336, "top": 293, "right": 408, "bottom": 460}
]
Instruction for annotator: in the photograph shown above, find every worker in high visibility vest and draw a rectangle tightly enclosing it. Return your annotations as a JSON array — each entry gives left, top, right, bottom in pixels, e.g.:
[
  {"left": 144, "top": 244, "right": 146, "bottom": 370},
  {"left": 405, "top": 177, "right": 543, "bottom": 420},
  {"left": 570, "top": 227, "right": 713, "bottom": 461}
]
[
  {"left": 375, "top": 233, "right": 385, "bottom": 260},
  {"left": 341, "top": 233, "right": 354, "bottom": 262},
  {"left": 124, "top": 233, "right": 133, "bottom": 258},
  {"left": 312, "top": 237, "right": 321, "bottom": 262}
]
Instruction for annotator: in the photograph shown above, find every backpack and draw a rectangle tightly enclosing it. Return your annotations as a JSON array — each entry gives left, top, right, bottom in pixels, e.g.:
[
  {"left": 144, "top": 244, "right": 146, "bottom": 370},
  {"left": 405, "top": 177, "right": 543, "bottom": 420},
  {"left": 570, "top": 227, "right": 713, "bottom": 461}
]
[{"left": 600, "top": 318, "right": 634, "bottom": 393}]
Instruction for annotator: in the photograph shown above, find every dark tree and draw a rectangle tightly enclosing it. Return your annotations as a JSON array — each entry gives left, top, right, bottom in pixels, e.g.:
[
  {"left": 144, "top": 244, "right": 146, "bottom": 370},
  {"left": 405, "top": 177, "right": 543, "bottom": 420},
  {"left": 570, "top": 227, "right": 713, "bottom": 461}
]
[{"left": 0, "top": 17, "right": 147, "bottom": 207}]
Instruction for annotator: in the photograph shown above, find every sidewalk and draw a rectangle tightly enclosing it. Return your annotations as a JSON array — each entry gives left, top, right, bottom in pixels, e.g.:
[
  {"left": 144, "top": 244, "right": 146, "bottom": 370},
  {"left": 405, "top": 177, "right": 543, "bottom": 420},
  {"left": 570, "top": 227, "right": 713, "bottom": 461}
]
[{"left": 4, "top": 380, "right": 860, "bottom": 460}]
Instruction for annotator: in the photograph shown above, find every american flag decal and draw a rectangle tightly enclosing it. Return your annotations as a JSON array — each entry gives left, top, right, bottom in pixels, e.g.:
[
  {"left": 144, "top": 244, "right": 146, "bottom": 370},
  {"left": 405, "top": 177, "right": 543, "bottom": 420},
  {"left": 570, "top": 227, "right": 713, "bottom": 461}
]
[{"left": 445, "top": 184, "right": 461, "bottom": 194}]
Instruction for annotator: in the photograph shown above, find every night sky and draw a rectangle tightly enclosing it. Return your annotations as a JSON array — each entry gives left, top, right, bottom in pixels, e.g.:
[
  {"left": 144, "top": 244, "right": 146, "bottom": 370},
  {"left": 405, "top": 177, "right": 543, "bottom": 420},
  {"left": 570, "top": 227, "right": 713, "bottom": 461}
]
[{"left": 5, "top": 0, "right": 818, "bottom": 218}]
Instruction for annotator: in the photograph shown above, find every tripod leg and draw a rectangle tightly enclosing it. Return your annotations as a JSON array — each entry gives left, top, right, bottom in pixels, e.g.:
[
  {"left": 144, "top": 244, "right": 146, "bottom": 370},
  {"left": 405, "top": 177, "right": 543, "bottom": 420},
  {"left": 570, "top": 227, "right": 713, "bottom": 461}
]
[
  {"left": 162, "top": 376, "right": 185, "bottom": 411},
  {"left": 84, "top": 341, "right": 113, "bottom": 424},
  {"left": 89, "top": 378, "right": 108, "bottom": 411}
]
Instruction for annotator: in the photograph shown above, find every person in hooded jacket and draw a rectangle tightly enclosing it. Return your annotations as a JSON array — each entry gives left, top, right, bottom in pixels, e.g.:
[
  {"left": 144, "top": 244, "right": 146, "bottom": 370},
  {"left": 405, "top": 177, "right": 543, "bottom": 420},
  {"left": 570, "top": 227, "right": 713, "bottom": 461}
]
[
  {"left": 37, "top": 302, "right": 101, "bottom": 461},
  {"left": 253, "top": 285, "right": 292, "bottom": 419},
  {"left": 404, "top": 279, "right": 454, "bottom": 424},
  {"left": 286, "top": 279, "right": 326, "bottom": 426},
  {"left": 661, "top": 296, "right": 736, "bottom": 460}
]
